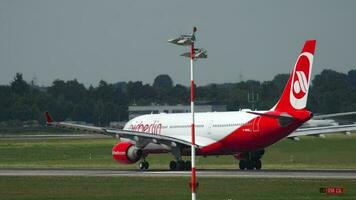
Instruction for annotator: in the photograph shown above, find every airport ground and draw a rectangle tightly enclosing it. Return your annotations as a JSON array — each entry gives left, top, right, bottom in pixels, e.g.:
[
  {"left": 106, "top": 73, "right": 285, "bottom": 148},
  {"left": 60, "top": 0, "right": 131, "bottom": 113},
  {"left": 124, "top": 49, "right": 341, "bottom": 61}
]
[
  {"left": 1, "top": 133, "right": 356, "bottom": 199},
  {"left": 1, "top": 176, "right": 355, "bottom": 200},
  {"left": 1, "top": 134, "right": 356, "bottom": 169}
]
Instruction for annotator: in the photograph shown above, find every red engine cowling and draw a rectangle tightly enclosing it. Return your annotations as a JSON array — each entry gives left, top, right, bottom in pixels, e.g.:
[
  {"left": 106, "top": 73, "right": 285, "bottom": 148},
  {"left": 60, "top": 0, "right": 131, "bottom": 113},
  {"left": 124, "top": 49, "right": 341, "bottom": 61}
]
[{"left": 112, "top": 142, "right": 143, "bottom": 164}]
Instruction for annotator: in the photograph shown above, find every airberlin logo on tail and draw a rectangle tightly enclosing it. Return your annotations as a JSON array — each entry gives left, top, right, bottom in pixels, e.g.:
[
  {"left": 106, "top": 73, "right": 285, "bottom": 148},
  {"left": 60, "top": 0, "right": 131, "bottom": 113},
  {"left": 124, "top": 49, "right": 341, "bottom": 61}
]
[
  {"left": 293, "top": 71, "right": 308, "bottom": 99},
  {"left": 290, "top": 52, "right": 313, "bottom": 110}
]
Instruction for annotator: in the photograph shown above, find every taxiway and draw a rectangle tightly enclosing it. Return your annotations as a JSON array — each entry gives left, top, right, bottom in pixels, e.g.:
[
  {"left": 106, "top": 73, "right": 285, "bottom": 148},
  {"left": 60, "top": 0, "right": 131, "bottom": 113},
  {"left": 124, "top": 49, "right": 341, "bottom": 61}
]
[{"left": 1, "top": 169, "right": 355, "bottom": 179}]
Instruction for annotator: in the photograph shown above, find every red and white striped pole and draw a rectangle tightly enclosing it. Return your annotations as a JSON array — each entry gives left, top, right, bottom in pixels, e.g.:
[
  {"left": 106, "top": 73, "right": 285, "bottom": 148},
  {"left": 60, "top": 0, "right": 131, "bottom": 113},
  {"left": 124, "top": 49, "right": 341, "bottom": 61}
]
[{"left": 190, "top": 27, "right": 198, "bottom": 200}]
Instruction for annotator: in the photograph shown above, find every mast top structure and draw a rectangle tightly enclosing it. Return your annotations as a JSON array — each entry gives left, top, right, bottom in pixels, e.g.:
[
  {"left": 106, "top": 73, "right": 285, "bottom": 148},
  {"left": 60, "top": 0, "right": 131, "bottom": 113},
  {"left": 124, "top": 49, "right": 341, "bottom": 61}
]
[{"left": 168, "top": 27, "right": 207, "bottom": 59}]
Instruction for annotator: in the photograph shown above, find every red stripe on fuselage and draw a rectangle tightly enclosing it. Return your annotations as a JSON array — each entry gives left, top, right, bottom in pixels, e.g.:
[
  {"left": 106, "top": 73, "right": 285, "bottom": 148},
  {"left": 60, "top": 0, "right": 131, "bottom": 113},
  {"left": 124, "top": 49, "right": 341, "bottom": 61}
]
[{"left": 198, "top": 113, "right": 305, "bottom": 155}]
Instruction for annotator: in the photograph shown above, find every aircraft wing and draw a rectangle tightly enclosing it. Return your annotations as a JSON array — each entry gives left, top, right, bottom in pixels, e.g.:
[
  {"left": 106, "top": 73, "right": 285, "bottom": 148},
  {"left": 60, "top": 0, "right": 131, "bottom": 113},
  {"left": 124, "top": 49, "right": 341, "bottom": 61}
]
[
  {"left": 313, "top": 111, "right": 356, "bottom": 119},
  {"left": 44, "top": 112, "right": 197, "bottom": 148},
  {"left": 288, "top": 123, "right": 356, "bottom": 138}
]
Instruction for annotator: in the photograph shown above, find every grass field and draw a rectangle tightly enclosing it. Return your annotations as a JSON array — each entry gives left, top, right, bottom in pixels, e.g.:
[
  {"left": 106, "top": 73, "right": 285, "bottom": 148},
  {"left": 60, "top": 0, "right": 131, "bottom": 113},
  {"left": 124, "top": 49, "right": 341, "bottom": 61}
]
[
  {"left": 1, "top": 134, "right": 356, "bottom": 200},
  {"left": 0, "top": 176, "right": 355, "bottom": 200},
  {"left": 0, "top": 134, "right": 356, "bottom": 169}
]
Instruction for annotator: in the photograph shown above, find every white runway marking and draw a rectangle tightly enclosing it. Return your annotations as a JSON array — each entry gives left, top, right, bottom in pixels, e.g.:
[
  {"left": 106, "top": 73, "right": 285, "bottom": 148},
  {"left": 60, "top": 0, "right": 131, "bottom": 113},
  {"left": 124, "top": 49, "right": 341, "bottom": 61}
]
[{"left": 1, "top": 169, "right": 356, "bottom": 179}]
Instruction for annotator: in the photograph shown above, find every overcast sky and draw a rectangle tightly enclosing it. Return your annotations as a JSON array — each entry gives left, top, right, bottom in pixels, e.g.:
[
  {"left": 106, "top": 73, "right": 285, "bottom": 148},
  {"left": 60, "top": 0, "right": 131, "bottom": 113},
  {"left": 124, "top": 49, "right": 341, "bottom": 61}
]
[{"left": 1, "top": 0, "right": 356, "bottom": 87}]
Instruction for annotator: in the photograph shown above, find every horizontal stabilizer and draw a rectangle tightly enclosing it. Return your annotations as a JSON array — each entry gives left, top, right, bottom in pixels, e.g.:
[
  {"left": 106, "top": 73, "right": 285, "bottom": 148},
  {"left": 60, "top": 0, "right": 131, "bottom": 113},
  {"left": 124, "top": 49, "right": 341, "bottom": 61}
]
[
  {"left": 246, "top": 111, "right": 294, "bottom": 119},
  {"left": 313, "top": 111, "right": 356, "bottom": 119}
]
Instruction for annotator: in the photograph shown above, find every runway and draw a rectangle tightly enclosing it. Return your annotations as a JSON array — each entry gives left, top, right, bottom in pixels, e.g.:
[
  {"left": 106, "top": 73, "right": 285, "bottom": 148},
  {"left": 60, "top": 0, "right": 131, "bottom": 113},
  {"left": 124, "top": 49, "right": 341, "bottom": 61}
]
[
  {"left": 1, "top": 169, "right": 356, "bottom": 179},
  {"left": 0, "top": 134, "right": 108, "bottom": 139}
]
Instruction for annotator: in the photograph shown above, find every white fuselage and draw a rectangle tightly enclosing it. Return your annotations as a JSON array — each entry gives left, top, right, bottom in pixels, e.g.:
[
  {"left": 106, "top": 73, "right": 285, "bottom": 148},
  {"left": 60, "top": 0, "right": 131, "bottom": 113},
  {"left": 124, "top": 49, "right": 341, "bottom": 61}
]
[{"left": 123, "top": 111, "right": 263, "bottom": 148}]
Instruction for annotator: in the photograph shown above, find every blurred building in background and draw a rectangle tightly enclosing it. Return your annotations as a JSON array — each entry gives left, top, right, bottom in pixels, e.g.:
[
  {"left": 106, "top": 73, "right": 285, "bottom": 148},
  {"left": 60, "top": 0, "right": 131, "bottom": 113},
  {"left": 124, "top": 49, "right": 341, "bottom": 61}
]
[{"left": 128, "top": 103, "right": 226, "bottom": 120}]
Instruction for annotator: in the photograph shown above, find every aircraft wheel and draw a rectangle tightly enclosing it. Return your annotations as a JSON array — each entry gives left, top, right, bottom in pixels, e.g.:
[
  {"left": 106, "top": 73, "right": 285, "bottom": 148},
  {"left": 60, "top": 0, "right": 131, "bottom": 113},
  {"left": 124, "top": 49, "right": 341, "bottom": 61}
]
[
  {"left": 239, "top": 160, "right": 246, "bottom": 170},
  {"left": 143, "top": 161, "right": 149, "bottom": 170},
  {"left": 169, "top": 160, "right": 177, "bottom": 170},
  {"left": 139, "top": 161, "right": 149, "bottom": 171},
  {"left": 255, "top": 160, "right": 262, "bottom": 170},
  {"left": 177, "top": 160, "right": 185, "bottom": 171},
  {"left": 139, "top": 162, "right": 145, "bottom": 170},
  {"left": 246, "top": 161, "right": 254, "bottom": 170},
  {"left": 185, "top": 160, "right": 191, "bottom": 171}
]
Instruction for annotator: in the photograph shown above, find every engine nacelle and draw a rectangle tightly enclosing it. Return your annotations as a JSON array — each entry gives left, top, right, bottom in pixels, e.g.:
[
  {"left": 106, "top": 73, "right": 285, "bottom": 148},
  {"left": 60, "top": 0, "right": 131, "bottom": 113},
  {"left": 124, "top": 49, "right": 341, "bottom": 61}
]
[{"left": 112, "top": 142, "right": 143, "bottom": 164}]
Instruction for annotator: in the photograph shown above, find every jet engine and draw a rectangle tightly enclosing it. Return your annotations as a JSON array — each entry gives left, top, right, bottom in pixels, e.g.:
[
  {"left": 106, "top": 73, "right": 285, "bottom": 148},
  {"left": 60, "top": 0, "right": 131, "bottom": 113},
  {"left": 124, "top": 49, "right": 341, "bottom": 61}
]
[{"left": 112, "top": 142, "right": 143, "bottom": 164}]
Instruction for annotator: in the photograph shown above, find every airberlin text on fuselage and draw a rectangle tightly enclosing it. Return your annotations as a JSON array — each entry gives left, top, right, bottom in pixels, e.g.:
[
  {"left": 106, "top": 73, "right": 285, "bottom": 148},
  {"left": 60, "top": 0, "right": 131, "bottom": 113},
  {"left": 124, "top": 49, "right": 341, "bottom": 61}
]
[{"left": 129, "top": 121, "right": 162, "bottom": 134}]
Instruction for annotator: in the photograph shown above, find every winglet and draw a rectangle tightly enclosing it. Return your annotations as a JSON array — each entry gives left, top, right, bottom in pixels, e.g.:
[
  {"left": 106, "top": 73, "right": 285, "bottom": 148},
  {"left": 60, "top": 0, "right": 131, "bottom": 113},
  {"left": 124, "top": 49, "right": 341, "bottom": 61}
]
[{"left": 44, "top": 111, "right": 54, "bottom": 123}]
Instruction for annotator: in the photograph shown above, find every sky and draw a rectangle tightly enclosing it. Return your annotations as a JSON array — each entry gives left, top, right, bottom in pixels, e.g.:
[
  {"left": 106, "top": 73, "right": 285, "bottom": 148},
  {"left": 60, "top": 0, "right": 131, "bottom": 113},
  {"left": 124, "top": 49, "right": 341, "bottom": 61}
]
[{"left": 1, "top": 0, "right": 356, "bottom": 87}]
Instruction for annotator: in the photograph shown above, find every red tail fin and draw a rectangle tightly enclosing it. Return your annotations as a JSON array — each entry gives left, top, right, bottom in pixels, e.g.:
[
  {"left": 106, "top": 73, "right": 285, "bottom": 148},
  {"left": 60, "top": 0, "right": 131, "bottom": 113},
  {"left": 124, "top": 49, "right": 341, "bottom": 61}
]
[
  {"left": 272, "top": 40, "right": 316, "bottom": 113},
  {"left": 44, "top": 111, "right": 54, "bottom": 123}
]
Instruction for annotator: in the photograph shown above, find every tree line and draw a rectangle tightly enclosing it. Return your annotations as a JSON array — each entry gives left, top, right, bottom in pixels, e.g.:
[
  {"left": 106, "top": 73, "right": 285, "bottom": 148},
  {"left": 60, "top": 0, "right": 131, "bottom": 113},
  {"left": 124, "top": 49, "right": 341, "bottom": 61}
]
[{"left": 0, "top": 69, "right": 356, "bottom": 126}]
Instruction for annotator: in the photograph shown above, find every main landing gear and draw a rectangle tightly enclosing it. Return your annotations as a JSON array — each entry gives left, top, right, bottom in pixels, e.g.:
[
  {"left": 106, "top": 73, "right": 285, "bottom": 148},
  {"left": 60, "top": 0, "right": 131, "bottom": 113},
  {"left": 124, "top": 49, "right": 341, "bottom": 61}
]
[
  {"left": 169, "top": 147, "right": 191, "bottom": 171},
  {"left": 137, "top": 147, "right": 192, "bottom": 171},
  {"left": 169, "top": 160, "right": 191, "bottom": 171},
  {"left": 239, "top": 159, "right": 262, "bottom": 170},
  {"left": 138, "top": 158, "right": 191, "bottom": 171},
  {"left": 238, "top": 149, "right": 265, "bottom": 170}
]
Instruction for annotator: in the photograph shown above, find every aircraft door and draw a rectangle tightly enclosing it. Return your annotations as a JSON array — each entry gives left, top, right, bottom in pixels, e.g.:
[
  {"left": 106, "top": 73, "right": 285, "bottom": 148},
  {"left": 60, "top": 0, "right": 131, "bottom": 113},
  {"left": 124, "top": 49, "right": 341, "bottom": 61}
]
[
  {"left": 252, "top": 117, "right": 261, "bottom": 133},
  {"left": 207, "top": 120, "right": 213, "bottom": 135}
]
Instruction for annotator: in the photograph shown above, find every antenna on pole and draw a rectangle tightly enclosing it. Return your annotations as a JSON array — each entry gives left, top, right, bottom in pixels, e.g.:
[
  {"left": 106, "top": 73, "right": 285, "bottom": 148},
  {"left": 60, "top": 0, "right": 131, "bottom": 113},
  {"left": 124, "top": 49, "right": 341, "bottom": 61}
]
[
  {"left": 248, "top": 90, "right": 259, "bottom": 110},
  {"left": 192, "top": 26, "right": 197, "bottom": 42}
]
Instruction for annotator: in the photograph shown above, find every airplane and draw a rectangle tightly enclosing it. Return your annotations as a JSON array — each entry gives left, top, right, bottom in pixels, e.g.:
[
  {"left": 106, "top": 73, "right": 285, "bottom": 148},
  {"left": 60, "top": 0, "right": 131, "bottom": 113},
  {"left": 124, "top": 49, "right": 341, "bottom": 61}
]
[{"left": 45, "top": 40, "right": 356, "bottom": 171}]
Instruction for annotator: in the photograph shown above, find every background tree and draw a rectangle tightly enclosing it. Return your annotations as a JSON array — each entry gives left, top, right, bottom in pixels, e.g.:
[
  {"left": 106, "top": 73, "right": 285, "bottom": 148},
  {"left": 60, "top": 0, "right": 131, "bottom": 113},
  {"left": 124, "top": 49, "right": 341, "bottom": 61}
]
[
  {"left": 153, "top": 74, "right": 173, "bottom": 89},
  {"left": 1, "top": 69, "right": 356, "bottom": 126},
  {"left": 309, "top": 70, "right": 349, "bottom": 113},
  {"left": 11, "top": 73, "right": 29, "bottom": 95}
]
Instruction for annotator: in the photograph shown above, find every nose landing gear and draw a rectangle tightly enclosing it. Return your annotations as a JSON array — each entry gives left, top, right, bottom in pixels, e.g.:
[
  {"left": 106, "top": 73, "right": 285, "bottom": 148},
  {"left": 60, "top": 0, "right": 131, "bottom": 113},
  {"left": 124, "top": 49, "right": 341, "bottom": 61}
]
[
  {"left": 138, "top": 154, "right": 149, "bottom": 171},
  {"left": 139, "top": 160, "right": 149, "bottom": 170}
]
